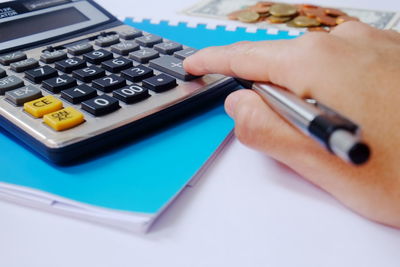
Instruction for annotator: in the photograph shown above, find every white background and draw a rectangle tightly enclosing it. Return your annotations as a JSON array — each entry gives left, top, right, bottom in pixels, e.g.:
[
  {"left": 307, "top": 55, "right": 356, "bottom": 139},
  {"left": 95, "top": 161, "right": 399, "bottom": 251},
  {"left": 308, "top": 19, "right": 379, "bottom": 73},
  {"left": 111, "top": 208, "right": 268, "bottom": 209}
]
[{"left": 1, "top": 0, "right": 400, "bottom": 266}]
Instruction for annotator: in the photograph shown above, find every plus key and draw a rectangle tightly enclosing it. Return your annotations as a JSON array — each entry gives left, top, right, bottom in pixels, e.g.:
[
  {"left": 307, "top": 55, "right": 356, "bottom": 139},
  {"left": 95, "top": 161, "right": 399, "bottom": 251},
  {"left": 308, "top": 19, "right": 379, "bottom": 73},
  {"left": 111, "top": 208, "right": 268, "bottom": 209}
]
[{"left": 149, "top": 56, "right": 198, "bottom": 81}]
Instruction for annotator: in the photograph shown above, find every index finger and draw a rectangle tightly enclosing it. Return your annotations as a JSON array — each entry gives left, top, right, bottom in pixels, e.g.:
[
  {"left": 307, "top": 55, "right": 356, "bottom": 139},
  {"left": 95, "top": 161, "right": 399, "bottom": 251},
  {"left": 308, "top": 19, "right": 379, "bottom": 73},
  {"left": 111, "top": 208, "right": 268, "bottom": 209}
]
[
  {"left": 183, "top": 34, "right": 334, "bottom": 98},
  {"left": 184, "top": 40, "right": 295, "bottom": 81}
]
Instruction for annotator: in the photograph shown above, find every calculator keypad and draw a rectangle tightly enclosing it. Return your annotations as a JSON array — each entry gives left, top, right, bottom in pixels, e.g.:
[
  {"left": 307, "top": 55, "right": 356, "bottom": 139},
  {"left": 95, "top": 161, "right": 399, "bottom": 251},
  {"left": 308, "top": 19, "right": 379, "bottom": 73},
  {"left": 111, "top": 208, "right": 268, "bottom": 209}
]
[{"left": 0, "top": 24, "right": 226, "bottom": 161}]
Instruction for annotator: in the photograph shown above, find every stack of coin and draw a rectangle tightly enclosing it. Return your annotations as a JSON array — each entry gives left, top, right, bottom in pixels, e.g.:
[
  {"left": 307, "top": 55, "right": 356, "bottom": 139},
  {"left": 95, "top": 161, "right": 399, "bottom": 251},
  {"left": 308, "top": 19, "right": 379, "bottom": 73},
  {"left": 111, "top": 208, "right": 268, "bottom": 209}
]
[{"left": 228, "top": 2, "right": 360, "bottom": 32}]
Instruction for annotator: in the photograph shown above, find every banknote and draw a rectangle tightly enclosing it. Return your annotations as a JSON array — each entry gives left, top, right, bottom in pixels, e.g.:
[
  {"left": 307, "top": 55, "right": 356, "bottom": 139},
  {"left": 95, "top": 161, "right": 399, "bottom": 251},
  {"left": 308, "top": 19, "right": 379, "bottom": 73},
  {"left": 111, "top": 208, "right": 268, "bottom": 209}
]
[{"left": 183, "top": 0, "right": 400, "bottom": 31}]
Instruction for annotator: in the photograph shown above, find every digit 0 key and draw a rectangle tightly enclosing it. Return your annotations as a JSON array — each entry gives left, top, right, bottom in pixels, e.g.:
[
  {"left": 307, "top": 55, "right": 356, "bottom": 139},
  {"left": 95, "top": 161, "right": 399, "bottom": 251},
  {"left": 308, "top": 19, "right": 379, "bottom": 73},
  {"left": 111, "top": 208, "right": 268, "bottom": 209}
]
[{"left": 81, "top": 95, "right": 120, "bottom": 116}]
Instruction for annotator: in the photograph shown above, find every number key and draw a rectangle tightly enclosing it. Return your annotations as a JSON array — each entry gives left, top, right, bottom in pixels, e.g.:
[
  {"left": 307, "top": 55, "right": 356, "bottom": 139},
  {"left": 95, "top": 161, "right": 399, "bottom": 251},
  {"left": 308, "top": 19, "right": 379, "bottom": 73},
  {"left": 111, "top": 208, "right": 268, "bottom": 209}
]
[
  {"left": 61, "top": 84, "right": 97, "bottom": 104},
  {"left": 113, "top": 85, "right": 150, "bottom": 104},
  {"left": 83, "top": 49, "right": 113, "bottom": 65},
  {"left": 92, "top": 74, "right": 126, "bottom": 93},
  {"left": 42, "top": 75, "right": 77, "bottom": 93},
  {"left": 81, "top": 95, "right": 120, "bottom": 116},
  {"left": 25, "top": 66, "right": 58, "bottom": 83},
  {"left": 55, "top": 57, "right": 86, "bottom": 73},
  {"left": 72, "top": 66, "right": 105, "bottom": 82},
  {"left": 101, "top": 57, "right": 133, "bottom": 73},
  {"left": 121, "top": 65, "right": 153, "bottom": 82}
]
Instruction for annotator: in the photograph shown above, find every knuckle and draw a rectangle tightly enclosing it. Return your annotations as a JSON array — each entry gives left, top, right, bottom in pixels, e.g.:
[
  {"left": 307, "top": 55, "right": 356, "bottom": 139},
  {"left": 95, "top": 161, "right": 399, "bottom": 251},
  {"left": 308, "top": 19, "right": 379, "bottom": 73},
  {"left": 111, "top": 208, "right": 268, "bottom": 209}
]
[
  {"left": 333, "top": 21, "right": 378, "bottom": 38},
  {"left": 233, "top": 99, "right": 271, "bottom": 149},
  {"left": 297, "top": 32, "right": 332, "bottom": 51}
]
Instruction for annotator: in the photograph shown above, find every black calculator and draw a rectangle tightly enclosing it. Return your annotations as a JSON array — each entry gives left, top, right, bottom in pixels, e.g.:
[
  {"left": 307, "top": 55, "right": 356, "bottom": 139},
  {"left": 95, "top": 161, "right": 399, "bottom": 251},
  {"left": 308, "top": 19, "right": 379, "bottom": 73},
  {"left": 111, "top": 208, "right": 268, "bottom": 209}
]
[{"left": 0, "top": 0, "right": 236, "bottom": 163}]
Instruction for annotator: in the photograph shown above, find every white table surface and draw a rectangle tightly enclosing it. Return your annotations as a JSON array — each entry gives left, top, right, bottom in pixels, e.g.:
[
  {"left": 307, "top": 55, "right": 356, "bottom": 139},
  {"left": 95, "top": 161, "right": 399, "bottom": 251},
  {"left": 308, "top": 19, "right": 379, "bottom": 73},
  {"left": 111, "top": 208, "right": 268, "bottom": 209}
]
[{"left": 1, "top": 1, "right": 400, "bottom": 266}]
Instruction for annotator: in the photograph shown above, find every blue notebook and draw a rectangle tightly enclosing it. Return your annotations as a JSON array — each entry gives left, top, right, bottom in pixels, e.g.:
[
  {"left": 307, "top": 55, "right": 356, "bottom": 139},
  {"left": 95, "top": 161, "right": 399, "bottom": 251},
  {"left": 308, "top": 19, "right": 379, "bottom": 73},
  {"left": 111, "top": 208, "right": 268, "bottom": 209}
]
[{"left": 0, "top": 18, "right": 296, "bottom": 232}]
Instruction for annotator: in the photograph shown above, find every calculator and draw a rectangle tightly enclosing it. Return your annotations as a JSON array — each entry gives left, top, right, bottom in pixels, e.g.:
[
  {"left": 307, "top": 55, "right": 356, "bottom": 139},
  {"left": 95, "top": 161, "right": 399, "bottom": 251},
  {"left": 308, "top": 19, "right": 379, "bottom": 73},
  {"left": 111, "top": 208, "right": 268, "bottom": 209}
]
[{"left": 0, "top": 0, "right": 236, "bottom": 163}]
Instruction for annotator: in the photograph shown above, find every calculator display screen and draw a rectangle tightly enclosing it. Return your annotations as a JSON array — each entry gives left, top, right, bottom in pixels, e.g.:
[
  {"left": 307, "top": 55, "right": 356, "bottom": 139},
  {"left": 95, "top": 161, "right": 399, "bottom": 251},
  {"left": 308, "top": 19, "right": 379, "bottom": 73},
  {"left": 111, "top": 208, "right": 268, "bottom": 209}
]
[{"left": 0, "top": 7, "right": 89, "bottom": 43}]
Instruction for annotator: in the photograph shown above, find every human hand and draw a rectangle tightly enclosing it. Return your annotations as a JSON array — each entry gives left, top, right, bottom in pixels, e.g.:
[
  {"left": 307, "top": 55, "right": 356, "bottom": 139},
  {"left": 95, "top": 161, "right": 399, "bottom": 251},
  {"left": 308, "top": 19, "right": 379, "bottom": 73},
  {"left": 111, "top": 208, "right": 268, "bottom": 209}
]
[{"left": 183, "top": 22, "right": 400, "bottom": 228}]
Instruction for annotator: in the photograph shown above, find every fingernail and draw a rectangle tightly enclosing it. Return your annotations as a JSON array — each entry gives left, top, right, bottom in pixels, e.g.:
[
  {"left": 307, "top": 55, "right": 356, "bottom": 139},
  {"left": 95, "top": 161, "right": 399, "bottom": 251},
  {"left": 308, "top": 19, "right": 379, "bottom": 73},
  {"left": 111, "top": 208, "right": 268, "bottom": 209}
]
[{"left": 225, "top": 93, "right": 240, "bottom": 118}]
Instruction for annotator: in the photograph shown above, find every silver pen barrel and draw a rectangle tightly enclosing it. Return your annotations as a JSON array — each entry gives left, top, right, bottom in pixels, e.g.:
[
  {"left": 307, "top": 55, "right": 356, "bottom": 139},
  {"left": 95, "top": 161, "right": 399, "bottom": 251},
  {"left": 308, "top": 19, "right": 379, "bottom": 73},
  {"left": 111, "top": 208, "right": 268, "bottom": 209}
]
[
  {"left": 250, "top": 82, "right": 370, "bottom": 165},
  {"left": 252, "top": 82, "right": 322, "bottom": 133}
]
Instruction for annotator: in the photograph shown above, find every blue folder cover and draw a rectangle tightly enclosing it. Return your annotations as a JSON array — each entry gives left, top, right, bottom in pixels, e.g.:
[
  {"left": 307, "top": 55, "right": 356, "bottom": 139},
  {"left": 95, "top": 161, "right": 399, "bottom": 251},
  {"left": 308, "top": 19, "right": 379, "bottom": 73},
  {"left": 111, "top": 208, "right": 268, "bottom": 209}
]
[{"left": 0, "top": 18, "right": 296, "bottom": 232}]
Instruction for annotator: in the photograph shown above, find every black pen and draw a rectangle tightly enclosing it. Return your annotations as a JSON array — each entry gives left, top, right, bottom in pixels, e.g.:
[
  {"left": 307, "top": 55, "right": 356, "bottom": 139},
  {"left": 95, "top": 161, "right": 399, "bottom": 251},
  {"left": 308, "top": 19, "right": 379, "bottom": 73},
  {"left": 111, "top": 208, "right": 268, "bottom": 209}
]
[{"left": 236, "top": 79, "right": 371, "bottom": 165}]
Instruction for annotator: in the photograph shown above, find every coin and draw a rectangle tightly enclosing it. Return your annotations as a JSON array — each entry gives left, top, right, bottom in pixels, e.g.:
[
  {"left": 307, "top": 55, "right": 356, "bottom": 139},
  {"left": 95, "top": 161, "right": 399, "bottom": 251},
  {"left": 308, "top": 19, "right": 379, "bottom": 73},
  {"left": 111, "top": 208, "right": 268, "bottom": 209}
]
[
  {"left": 324, "top": 8, "right": 346, "bottom": 17},
  {"left": 308, "top": 26, "right": 330, "bottom": 32},
  {"left": 336, "top": 15, "right": 360, "bottom": 24},
  {"left": 316, "top": 15, "right": 337, "bottom": 26},
  {"left": 251, "top": 5, "right": 270, "bottom": 14},
  {"left": 256, "top": 1, "right": 274, "bottom": 6},
  {"left": 303, "top": 7, "right": 325, "bottom": 18},
  {"left": 293, "top": 16, "right": 320, "bottom": 27},
  {"left": 226, "top": 2, "right": 359, "bottom": 32},
  {"left": 267, "top": 15, "right": 292, "bottom": 23},
  {"left": 269, "top": 4, "right": 298, "bottom": 17},
  {"left": 228, "top": 9, "right": 247, "bottom": 20},
  {"left": 237, "top": 10, "right": 261, "bottom": 23}
]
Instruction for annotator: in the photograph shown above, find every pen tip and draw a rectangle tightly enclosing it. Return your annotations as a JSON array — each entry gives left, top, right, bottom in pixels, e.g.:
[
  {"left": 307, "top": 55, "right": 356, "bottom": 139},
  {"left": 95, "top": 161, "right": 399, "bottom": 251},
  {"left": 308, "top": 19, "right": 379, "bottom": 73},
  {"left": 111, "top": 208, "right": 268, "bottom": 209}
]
[{"left": 349, "top": 143, "right": 371, "bottom": 165}]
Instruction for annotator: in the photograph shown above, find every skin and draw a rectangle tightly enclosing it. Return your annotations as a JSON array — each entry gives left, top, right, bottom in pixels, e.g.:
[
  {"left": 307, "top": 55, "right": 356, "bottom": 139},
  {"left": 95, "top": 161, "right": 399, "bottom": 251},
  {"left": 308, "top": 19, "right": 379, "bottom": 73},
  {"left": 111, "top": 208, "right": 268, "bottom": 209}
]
[{"left": 183, "top": 22, "right": 400, "bottom": 228}]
